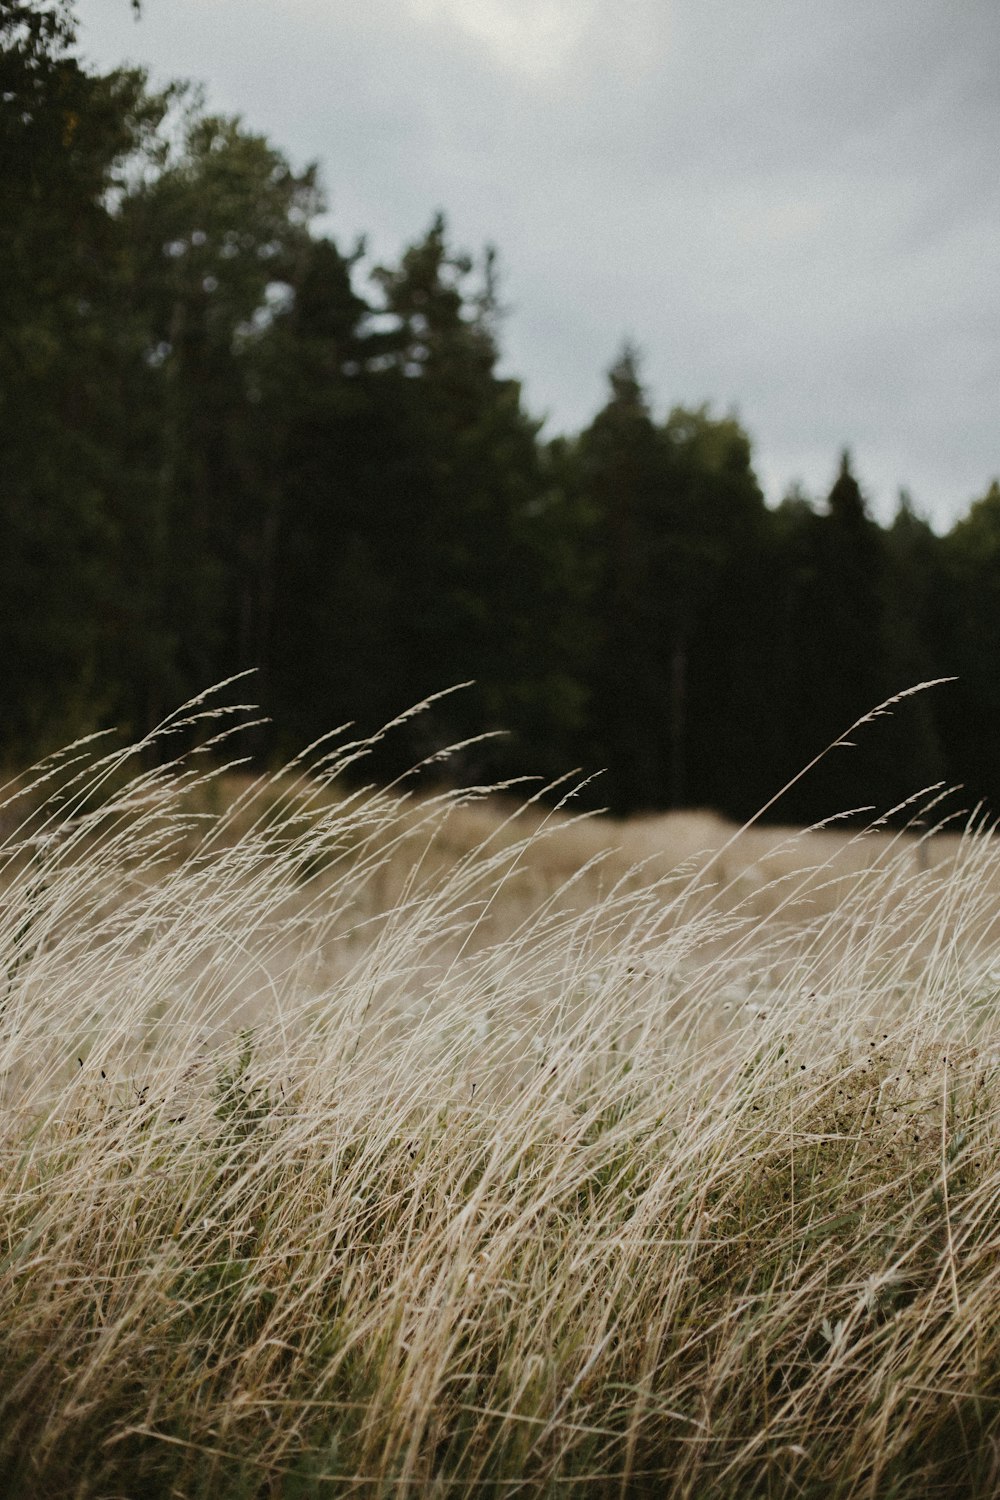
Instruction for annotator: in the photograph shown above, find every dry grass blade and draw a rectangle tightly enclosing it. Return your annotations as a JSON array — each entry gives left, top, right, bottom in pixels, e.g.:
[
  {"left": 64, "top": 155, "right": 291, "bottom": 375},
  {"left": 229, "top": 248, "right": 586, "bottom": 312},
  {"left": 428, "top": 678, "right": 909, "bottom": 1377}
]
[{"left": 1, "top": 690, "right": 999, "bottom": 1498}]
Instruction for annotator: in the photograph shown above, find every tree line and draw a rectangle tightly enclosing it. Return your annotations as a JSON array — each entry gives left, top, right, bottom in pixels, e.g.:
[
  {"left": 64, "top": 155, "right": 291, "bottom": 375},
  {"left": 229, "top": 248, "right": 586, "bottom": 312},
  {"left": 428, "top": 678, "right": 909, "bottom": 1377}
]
[{"left": 3, "top": 2, "right": 999, "bottom": 824}]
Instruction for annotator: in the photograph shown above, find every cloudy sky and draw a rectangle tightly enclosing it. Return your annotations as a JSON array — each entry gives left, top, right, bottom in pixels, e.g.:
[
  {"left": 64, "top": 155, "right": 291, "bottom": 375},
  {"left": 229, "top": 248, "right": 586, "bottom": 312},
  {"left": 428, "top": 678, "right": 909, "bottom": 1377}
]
[{"left": 77, "top": 0, "right": 999, "bottom": 526}]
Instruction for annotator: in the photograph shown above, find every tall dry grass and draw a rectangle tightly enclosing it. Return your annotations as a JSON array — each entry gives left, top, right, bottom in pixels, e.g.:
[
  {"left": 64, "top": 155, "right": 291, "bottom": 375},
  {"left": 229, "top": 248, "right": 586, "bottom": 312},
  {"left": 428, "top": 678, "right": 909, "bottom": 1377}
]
[{"left": 1, "top": 687, "right": 999, "bottom": 1498}]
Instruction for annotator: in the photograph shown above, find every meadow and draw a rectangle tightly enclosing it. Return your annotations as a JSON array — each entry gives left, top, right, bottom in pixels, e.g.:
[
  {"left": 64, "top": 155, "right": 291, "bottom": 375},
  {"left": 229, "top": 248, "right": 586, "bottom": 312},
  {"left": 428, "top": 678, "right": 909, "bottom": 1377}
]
[{"left": 1, "top": 689, "right": 999, "bottom": 1498}]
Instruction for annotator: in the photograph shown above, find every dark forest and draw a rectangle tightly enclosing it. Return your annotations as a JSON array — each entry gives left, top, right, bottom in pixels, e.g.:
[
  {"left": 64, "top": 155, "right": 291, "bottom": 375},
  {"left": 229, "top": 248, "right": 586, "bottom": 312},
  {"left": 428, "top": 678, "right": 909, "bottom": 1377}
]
[{"left": 3, "top": 2, "right": 998, "bottom": 824}]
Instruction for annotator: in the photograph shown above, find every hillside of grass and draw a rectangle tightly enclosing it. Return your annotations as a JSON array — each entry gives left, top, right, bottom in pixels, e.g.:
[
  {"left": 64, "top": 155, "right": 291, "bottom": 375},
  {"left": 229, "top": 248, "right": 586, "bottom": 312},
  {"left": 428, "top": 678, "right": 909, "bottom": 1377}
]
[{"left": 1, "top": 695, "right": 999, "bottom": 1498}]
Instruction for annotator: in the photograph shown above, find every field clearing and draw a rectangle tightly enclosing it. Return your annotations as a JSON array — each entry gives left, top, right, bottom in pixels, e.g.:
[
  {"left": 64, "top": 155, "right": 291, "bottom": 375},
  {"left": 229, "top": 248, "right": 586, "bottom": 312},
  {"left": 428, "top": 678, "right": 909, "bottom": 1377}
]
[{"left": 2, "top": 697, "right": 1000, "bottom": 1497}]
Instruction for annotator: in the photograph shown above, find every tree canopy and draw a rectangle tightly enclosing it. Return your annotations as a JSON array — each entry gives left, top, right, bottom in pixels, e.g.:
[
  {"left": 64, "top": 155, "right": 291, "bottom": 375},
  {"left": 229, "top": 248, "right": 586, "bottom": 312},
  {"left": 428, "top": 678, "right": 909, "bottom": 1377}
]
[{"left": 1, "top": 7, "right": 997, "bottom": 825}]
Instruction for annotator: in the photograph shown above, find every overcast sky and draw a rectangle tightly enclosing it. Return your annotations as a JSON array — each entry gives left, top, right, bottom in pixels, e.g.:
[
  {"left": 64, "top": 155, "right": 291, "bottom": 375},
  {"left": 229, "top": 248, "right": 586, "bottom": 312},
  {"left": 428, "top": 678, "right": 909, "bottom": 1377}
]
[{"left": 76, "top": 0, "right": 999, "bottom": 527}]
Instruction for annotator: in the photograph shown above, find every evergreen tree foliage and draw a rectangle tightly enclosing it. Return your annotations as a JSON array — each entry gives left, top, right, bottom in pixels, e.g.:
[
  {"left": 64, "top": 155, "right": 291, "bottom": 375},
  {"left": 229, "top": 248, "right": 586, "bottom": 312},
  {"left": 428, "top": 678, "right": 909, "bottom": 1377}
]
[
  {"left": 2, "top": 7, "right": 999, "bottom": 824},
  {"left": 262, "top": 233, "right": 384, "bottom": 743},
  {"left": 658, "top": 404, "right": 770, "bottom": 814},
  {"left": 114, "top": 106, "right": 322, "bottom": 722},
  {"left": 0, "top": 0, "right": 166, "bottom": 744},
  {"left": 576, "top": 344, "right": 666, "bottom": 811},
  {"left": 941, "top": 480, "right": 1000, "bottom": 810},
  {"left": 358, "top": 215, "right": 564, "bottom": 775}
]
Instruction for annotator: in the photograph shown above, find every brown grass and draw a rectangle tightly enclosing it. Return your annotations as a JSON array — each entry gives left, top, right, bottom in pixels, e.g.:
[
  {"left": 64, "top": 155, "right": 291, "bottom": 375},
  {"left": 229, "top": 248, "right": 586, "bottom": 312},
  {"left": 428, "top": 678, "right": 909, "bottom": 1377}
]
[{"left": 1, "top": 690, "right": 999, "bottom": 1497}]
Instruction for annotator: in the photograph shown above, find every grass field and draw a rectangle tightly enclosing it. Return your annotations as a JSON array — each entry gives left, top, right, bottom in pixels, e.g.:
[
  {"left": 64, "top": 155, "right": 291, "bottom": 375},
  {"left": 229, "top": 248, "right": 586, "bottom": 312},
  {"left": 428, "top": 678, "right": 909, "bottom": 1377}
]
[{"left": 2, "top": 691, "right": 999, "bottom": 1497}]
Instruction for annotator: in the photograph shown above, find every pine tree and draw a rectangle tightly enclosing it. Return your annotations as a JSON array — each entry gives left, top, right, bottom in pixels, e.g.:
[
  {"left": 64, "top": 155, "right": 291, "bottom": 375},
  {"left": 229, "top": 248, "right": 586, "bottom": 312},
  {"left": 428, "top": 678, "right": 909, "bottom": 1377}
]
[
  {"left": 0, "top": 2, "right": 166, "bottom": 748},
  {"left": 576, "top": 344, "right": 667, "bottom": 811}
]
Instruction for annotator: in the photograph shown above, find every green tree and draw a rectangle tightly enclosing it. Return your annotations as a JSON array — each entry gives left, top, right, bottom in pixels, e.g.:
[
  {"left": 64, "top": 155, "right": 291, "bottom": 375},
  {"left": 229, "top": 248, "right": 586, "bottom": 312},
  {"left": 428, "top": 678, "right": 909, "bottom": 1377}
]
[
  {"left": 880, "top": 492, "right": 948, "bottom": 800},
  {"left": 766, "top": 453, "right": 937, "bottom": 822},
  {"left": 941, "top": 479, "right": 1000, "bottom": 813},
  {"left": 114, "top": 107, "right": 323, "bottom": 721},
  {"left": 263, "top": 234, "right": 391, "bottom": 745},
  {"left": 658, "top": 403, "right": 770, "bottom": 814},
  {"left": 0, "top": 1, "right": 166, "bottom": 748},
  {"left": 353, "top": 215, "right": 567, "bottom": 776},
  {"left": 575, "top": 344, "right": 667, "bottom": 810},
  {"left": 576, "top": 360, "right": 770, "bottom": 815}
]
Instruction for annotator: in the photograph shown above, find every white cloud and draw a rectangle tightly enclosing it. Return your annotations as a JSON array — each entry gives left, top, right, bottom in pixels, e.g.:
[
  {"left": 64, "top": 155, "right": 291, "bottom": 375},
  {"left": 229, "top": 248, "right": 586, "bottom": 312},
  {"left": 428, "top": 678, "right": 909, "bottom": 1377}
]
[
  {"left": 404, "top": 0, "right": 658, "bottom": 79},
  {"left": 406, "top": 0, "right": 591, "bottom": 74}
]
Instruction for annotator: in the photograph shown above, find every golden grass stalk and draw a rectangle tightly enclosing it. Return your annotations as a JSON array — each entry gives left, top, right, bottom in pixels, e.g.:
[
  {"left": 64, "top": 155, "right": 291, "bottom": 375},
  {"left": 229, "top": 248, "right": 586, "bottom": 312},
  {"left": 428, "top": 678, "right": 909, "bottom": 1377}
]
[{"left": 0, "top": 689, "right": 998, "bottom": 1498}]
